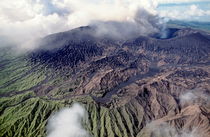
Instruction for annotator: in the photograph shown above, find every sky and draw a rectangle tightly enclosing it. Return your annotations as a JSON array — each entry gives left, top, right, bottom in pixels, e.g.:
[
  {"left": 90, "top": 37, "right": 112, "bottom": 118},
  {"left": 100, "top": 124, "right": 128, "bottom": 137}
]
[
  {"left": 0, "top": 0, "right": 210, "bottom": 49},
  {"left": 158, "top": 0, "right": 210, "bottom": 21}
]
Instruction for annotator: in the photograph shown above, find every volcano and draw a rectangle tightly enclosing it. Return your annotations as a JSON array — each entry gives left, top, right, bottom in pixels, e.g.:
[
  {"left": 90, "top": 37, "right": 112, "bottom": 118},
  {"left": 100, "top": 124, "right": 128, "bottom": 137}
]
[{"left": 0, "top": 26, "right": 210, "bottom": 137}]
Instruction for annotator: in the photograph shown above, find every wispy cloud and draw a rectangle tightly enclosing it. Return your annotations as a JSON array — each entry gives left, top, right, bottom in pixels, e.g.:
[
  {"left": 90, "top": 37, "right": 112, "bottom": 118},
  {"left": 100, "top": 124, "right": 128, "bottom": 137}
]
[
  {"left": 179, "top": 89, "right": 210, "bottom": 106},
  {"left": 146, "top": 122, "right": 200, "bottom": 137}
]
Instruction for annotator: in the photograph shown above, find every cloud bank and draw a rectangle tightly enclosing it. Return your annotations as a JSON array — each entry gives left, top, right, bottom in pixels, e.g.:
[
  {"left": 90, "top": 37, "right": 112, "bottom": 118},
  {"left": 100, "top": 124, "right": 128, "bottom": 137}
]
[
  {"left": 0, "top": 0, "right": 209, "bottom": 50},
  {"left": 0, "top": 0, "right": 161, "bottom": 50},
  {"left": 158, "top": 0, "right": 210, "bottom": 4},
  {"left": 147, "top": 122, "right": 200, "bottom": 137},
  {"left": 46, "top": 103, "right": 89, "bottom": 137},
  {"left": 179, "top": 89, "right": 210, "bottom": 106},
  {"left": 159, "top": 4, "right": 210, "bottom": 21}
]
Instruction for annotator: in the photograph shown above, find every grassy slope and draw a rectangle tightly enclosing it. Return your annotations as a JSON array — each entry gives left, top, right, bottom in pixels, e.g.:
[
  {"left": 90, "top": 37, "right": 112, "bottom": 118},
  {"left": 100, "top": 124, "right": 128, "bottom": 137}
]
[
  {"left": 0, "top": 49, "right": 53, "bottom": 137},
  {"left": 0, "top": 92, "right": 64, "bottom": 137},
  {"left": 0, "top": 93, "right": 145, "bottom": 137}
]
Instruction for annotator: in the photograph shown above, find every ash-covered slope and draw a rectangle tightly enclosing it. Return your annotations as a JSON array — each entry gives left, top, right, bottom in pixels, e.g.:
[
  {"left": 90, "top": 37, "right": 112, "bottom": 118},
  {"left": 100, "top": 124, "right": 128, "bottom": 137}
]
[
  {"left": 31, "top": 27, "right": 210, "bottom": 68},
  {"left": 0, "top": 27, "right": 210, "bottom": 137}
]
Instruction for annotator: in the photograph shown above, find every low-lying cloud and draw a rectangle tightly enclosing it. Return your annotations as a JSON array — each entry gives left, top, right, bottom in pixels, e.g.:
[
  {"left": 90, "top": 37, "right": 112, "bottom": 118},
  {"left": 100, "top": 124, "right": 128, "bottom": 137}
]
[
  {"left": 0, "top": 0, "right": 163, "bottom": 50},
  {"left": 46, "top": 103, "right": 90, "bottom": 137},
  {"left": 179, "top": 88, "right": 210, "bottom": 106},
  {"left": 91, "top": 9, "right": 166, "bottom": 40},
  {"left": 146, "top": 122, "right": 200, "bottom": 137},
  {"left": 1, "top": 0, "right": 209, "bottom": 50}
]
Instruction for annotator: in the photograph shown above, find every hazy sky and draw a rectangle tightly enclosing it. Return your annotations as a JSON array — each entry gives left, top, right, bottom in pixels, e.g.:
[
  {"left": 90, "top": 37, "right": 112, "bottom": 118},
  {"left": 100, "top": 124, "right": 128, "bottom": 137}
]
[
  {"left": 0, "top": 0, "right": 209, "bottom": 49},
  {"left": 158, "top": 1, "right": 210, "bottom": 21}
]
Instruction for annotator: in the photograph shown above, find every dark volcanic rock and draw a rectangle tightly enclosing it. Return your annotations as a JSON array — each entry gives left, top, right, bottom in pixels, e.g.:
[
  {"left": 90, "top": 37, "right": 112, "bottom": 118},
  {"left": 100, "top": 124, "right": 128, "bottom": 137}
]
[{"left": 31, "top": 41, "right": 103, "bottom": 67}]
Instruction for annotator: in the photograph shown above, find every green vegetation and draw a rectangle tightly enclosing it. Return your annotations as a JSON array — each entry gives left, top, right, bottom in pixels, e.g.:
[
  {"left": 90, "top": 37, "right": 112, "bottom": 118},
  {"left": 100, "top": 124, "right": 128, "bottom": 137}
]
[
  {"left": 0, "top": 54, "right": 47, "bottom": 94},
  {"left": 0, "top": 92, "right": 65, "bottom": 137},
  {"left": 0, "top": 70, "right": 46, "bottom": 93},
  {"left": 84, "top": 101, "right": 145, "bottom": 137}
]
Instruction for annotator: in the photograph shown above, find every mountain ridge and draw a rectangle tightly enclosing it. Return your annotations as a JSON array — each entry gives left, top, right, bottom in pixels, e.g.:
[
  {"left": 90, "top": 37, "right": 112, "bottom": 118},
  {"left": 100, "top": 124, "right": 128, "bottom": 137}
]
[{"left": 0, "top": 26, "right": 210, "bottom": 137}]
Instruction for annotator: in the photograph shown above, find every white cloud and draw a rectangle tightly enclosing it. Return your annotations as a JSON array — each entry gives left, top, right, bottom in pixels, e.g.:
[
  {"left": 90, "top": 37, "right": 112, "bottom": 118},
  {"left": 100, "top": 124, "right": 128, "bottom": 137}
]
[
  {"left": 188, "top": 5, "right": 206, "bottom": 16},
  {"left": 47, "top": 103, "right": 90, "bottom": 137},
  {"left": 0, "top": 0, "right": 209, "bottom": 50},
  {"left": 0, "top": 0, "right": 42, "bottom": 22},
  {"left": 159, "top": 4, "right": 210, "bottom": 21},
  {"left": 179, "top": 89, "right": 210, "bottom": 106},
  {"left": 52, "top": 0, "right": 159, "bottom": 27},
  {"left": 158, "top": 0, "right": 210, "bottom": 4},
  {"left": 0, "top": 0, "right": 69, "bottom": 50},
  {"left": 0, "top": 0, "right": 161, "bottom": 50},
  {"left": 146, "top": 122, "right": 200, "bottom": 137}
]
